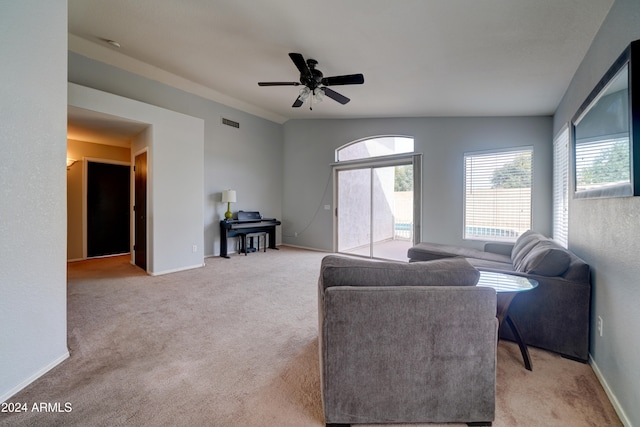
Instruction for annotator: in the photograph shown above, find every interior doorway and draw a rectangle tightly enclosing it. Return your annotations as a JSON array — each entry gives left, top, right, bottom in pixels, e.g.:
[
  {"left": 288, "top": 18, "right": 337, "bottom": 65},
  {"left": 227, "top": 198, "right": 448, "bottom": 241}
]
[{"left": 86, "top": 160, "right": 131, "bottom": 258}]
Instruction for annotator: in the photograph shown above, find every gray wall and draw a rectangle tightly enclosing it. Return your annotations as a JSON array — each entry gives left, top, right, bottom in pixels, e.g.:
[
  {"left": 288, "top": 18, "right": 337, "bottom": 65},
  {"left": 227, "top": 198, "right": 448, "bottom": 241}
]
[
  {"left": 283, "top": 117, "right": 553, "bottom": 252},
  {"left": 68, "top": 83, "right": 206, "bottom": 275},
  {"left": 68, "top": 53, "right": 284, "bottom": 257},
  {"left": 553, "top": 0, "right": 640, "bottom": 424},
  {"left": 0, "top": 1, "right": 69, "bottom": 401}
]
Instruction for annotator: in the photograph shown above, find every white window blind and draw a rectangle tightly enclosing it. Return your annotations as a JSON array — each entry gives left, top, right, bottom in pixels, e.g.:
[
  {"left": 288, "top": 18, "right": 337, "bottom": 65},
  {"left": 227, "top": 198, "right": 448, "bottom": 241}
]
[
  {"left": 553, "top": 127, "right": 569, "bottom": 248},
  {"left": 464, "top": 147, "right": 532, "bottom": 242}
]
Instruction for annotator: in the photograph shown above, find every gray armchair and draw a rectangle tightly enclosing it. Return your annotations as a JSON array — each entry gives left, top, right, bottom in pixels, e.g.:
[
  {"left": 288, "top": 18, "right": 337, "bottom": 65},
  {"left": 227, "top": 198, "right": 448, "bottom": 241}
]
[{"left": 318, "top": 255, "right": 498, "bottom": 427}]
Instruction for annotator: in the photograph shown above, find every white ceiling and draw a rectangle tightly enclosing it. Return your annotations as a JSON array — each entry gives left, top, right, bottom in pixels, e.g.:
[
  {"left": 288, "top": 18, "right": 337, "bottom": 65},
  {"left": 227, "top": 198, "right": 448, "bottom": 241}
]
[{"left": 68, "top": 0, "right": 614, "bottom": 126}]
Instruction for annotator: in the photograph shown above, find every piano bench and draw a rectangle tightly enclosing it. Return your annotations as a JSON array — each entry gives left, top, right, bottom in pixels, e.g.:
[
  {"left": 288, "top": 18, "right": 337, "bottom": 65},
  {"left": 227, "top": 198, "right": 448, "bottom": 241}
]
[{"left": 238, "top": 232, "right": 267, "bottom": 255}]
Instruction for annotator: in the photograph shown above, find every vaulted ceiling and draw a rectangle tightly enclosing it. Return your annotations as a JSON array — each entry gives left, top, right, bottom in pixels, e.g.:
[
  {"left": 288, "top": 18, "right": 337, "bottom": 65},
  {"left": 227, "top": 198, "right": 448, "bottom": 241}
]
[{"left": 68, "top": 0, "right": 614, "bottom": 124}]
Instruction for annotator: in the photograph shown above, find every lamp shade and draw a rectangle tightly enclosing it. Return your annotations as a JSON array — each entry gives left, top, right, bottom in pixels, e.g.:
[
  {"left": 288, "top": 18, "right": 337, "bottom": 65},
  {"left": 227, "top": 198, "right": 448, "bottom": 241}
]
[{"left": 222, "top": 190, "right": 236, "bottom": 203}]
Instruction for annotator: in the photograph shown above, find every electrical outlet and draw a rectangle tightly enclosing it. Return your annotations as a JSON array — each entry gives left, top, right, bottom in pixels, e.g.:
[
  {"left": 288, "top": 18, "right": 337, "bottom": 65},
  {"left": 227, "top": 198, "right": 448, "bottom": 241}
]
[
  {"left": 597, "top": 316, "right": 603, "bottom": 337},
  {"left": 192, "top": 245, "right": 197, "bottom": 253},
  {"left": 294, "top": 232, "right": 298, "bottom": 237}
]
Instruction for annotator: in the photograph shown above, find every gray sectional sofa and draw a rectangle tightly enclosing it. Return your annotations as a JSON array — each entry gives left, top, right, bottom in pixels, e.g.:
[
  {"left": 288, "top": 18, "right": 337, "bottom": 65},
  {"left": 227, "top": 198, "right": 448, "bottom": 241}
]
[
  {"left": 408, "top": 230, "right": 591, "bottom": 362},
  {"left": 318, "top": 255, "right": 498, "bottom": 426}
]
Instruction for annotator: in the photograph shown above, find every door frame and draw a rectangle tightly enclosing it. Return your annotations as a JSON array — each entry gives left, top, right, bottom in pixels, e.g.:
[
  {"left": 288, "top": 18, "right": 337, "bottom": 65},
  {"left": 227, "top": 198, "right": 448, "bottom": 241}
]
[
  {"left": 332, "top": 152, "right": 422, "bottom": 258},
  {"left": 82, "top": 157, "right": 132, "bottom": 259}
]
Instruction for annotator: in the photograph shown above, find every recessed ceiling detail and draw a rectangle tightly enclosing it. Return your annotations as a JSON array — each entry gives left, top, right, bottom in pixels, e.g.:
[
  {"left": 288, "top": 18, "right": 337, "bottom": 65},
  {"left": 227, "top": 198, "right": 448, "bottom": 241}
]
[{"left": 67, "top": 106, "right": 149, "bottom": 147}]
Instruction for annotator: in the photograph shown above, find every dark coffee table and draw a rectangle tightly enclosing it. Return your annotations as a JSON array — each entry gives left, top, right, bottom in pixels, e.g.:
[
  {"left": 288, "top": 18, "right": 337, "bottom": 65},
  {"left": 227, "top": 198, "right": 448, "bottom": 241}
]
[{"left": 478, "top": 270, "right": 538, "bottom": 370}]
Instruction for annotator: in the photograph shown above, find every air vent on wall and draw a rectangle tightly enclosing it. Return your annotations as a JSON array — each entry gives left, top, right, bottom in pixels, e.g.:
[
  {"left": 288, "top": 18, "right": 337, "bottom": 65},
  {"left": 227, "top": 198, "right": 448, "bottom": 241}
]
[{"left": 221, "top": 117, "right": 240, "bottom": 129}]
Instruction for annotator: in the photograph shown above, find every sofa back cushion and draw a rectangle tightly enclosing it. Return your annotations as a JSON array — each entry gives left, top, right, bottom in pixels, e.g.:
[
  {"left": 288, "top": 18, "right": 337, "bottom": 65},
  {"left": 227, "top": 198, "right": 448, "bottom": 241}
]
[
  {"left": 511, "top": 230, "right": 544, "bottom": 270},
  {"left": 516, "top": 240, "right": 572, "bottom": 277},
  {"left": 320, "top": 256, "right": 480, "bottom": 290}
]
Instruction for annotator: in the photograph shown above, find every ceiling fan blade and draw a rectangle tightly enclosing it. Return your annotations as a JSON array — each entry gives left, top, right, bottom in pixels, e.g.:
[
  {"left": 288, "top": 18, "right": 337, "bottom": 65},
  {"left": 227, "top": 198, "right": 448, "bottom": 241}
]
[
  {"left": 289, "top": 53, "right": 311, "bottom": 76},
  {"left": 258, "top": 82, "right": 300, "bottom": 86},
  {"left": 292, "top": 97, "right": 304, "bottom": 108},
  {"left": 321, "top": 73, "right": 364, "bottom": 86},
  {"left": 322, "top": 87, "right": 350, "bottom": 105}
]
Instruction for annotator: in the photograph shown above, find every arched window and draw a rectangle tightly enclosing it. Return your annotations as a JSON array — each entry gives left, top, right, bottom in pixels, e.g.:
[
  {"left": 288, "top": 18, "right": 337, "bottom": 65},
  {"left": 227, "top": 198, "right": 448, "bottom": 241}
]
[{"left": 336, "top": 136, "right": 414, "bottom": 162}]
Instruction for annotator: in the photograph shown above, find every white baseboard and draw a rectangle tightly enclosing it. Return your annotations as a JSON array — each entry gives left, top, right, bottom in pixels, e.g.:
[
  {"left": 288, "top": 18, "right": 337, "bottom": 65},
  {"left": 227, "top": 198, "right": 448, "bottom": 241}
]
[
  {"left": 1, "top": 350, "right": 70, "bottom": 403},
  {"left": 205, "top": 250, "right": 239, "bottom": 258},
  {"left": 590, "top": 355, "right": 633, "bottom": 426},
  {"left": 149, "top": 262, "right": 205, "bottom": 276},
  {"left": 279, "top": 243, "right": 331, "bottom": 252}
]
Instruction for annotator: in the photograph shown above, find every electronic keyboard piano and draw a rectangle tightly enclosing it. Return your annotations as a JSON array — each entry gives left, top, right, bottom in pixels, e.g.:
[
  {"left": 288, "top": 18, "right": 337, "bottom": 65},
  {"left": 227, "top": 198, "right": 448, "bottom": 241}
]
[{"left": 219, "top": 211, "right": 281, "bottom": 258}]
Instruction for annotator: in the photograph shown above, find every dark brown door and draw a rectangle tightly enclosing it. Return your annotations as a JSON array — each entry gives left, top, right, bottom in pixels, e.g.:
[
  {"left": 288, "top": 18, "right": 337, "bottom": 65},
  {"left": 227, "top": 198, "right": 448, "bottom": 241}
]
[
  {"left": 87, "top": 161, "right": 130, "bottom": 258},
  {"left": 134, "top": 152, "right": 147, "bottom": 270}
]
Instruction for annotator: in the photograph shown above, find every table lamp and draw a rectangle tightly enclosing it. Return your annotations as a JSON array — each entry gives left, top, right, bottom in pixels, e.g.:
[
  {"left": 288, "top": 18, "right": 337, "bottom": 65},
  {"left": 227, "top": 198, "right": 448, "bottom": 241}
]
[{"left": 222, "top": 190, "right": 236, "bottom": 219}]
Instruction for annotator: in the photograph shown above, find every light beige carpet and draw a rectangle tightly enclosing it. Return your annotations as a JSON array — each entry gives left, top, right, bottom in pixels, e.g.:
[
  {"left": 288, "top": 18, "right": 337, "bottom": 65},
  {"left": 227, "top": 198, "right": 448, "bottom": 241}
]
[{"left": 0, "top": 247, "right": 621, "bottom": 427}]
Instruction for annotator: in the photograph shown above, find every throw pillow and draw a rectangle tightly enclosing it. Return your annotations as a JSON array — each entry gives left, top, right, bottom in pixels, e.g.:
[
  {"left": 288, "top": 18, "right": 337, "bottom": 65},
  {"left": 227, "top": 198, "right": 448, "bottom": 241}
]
[{"left": 510, "top": 230, "right": 543, "bottom": 268}]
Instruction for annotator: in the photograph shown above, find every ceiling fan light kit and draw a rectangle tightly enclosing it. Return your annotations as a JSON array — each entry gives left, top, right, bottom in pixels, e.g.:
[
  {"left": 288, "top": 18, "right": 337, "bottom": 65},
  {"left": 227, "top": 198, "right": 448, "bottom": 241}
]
[
  {"left": 296, "top": 87, "right": 324, "bottom": 110},
  {"left": 258, "top": 52, "right": 364, "bottom": 110}
]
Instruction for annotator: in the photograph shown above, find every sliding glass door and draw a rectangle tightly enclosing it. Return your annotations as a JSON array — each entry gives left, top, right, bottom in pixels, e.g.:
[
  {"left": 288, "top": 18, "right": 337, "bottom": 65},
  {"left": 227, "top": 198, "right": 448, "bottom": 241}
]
[{"left": 336, "top": 160, "right": 416, "bottom": 261}]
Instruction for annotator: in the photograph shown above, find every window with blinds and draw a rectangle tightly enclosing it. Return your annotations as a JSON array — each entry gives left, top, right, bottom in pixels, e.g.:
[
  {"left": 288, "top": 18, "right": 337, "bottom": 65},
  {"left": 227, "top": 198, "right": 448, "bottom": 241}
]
[
  {"left": 553, "top": 127, "right": 569, "bottom": 248},
  {"left": 464, "top": 147, "right": 533, "bottom": 242}
]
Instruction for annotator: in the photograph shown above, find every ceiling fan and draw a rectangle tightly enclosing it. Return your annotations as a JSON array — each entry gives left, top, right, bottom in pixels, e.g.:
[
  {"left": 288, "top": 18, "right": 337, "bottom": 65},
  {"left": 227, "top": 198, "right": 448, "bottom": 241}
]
[{"left": 258, "top": 53, "right": 364, "bottom": 110}]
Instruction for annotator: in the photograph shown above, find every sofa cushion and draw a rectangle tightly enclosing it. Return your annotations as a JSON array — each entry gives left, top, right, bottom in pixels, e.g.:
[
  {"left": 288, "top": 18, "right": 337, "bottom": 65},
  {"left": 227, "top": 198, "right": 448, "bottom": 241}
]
[
  {"left": 467, "top": 257, "right": 515, "bottom": 271},
  {"left": 320, "top": 255, "right": 480, "bottom": 290},
  {"left": 517, "top": 240, "right": 571, "bottom": 277},
  {"left": 407, "top": 242, "right": 510, "bottom": 263},
  {"left": 511, "top": 230, "right": 544, "bottom": 270}
]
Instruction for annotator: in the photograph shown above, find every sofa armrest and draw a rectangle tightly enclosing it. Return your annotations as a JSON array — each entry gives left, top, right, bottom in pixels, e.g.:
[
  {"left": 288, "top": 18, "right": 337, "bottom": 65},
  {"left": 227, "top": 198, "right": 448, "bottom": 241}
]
[
  {"left": 476, "top": 266, "right": 590, "bottom": 361},
  {"left": 484, "top": 242, "right": 514, "bottom": 256}
]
